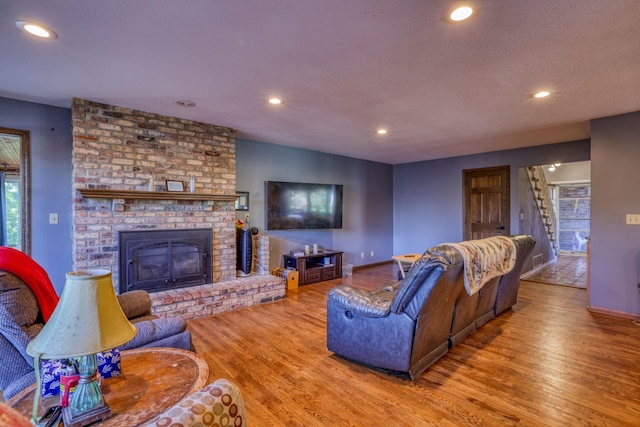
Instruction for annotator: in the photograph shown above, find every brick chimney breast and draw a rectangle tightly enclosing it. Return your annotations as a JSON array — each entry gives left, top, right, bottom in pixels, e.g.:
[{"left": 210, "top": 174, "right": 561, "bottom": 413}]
[{"left": 71, "top": 98, "right": 237, "bottom": 290}]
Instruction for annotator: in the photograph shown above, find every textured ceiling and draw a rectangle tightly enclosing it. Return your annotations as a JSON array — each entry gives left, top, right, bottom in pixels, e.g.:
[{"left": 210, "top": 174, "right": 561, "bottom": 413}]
[{"left": 1, "top": 0, "right": 639, "bottom": 164}]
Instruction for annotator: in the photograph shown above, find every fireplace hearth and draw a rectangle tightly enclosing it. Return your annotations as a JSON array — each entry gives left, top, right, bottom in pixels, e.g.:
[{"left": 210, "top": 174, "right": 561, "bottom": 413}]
[{"left": 119, "top": 229, "right": 213, "bottom": 293}]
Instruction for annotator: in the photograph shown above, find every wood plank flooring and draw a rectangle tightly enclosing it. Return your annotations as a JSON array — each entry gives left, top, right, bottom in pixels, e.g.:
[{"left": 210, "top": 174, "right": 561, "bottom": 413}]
[{"left": 188, "top": 263, "right": 640, "bottom": 426}]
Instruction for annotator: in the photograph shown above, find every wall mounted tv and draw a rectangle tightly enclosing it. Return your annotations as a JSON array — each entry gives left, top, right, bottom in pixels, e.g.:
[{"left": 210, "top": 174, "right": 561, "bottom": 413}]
[{"left": 266, "top": 181, "right": 343, "bottom": 230}]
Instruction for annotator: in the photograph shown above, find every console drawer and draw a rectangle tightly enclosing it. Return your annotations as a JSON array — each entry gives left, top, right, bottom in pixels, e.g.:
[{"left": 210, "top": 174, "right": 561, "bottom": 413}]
[
  {"left": 322, "top": 268, "right": 337, "bottom": 280},
  {"left": 306, "top": 269, "right": 322, "bottom": 283}
]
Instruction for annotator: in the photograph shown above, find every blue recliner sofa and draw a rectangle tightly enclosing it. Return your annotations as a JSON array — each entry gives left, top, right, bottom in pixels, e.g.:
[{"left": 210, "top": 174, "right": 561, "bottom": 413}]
[{"left": 327, "top": 235, "right": 535, "bottom": 379}]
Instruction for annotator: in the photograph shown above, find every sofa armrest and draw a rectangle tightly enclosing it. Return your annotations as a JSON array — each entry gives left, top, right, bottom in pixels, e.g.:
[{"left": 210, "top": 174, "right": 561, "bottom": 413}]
[
  {"left": 143, "top": 378, "right": 246, "bottom": 427},
  {"left": 328, "top": 285, "right": 393, "bottom": 318},
  {"left": 117, "top": 290, "right": 152, "bottom": 320},
  {"left": 120, "top": 317, "right": 187, "bottom": 350}
]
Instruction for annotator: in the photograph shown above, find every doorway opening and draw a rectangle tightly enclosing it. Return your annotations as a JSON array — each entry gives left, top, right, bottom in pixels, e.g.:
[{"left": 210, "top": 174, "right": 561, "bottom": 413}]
[{"left": 521, "top": 161, "right": 590, "bottom": 288}]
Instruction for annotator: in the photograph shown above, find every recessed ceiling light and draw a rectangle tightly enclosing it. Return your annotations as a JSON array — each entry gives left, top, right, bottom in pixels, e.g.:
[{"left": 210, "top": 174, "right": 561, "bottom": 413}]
[
  {"left": 176, "top": 100, "right": 196, "bottom": 107},
  {"left": 16, "top": 20, "right": 58, "bottom": 39},
  {"left": 376, "top": 129, "right": 387, "bottom": 135},
  {"left": 449, "top": 5, "right": 474, "bottom": 22},
  {"left": 533, "top": 91, "right": 551, "bottom": 99},
  {"left": 268, "top": 98, "right": 283, "bottom": 105}
]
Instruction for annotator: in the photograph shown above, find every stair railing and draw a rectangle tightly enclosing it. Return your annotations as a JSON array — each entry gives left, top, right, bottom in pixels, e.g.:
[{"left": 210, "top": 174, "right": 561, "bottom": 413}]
[{"left": 526, "top": 166, "right": 559, "bottom": 255}]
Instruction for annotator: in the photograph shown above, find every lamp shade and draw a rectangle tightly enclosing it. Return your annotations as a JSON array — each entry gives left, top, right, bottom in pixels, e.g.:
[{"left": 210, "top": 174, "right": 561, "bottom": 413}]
[{"left": 27, "top": 270, "right": 137, "bottom": 359}]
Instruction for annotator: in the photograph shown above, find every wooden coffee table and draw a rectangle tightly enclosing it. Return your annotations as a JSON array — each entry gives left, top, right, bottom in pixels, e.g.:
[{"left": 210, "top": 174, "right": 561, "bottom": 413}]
[{"left": 8, "top": 347, "right": 209, "bottom": 426}]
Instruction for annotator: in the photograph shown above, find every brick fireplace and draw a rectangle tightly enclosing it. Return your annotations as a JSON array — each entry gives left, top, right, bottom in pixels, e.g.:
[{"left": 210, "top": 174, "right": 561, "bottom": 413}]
[{"left": 71, "top": 98, "right": 284, "bottom": 319}]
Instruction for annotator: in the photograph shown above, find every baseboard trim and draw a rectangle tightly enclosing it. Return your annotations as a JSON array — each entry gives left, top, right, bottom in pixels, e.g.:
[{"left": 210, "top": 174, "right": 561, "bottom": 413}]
[
  {"left": 353, "top": 260, "right": 393, "bottom": 272},
  {"left": 521, "top": 259, "right": 556, "bottom": 279},
  {"left": 587, "top": 305, "right": 640, "bottom": 321}
]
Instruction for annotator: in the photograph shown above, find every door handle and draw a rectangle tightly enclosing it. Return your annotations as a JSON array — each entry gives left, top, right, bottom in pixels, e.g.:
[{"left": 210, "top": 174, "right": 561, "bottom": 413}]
[{"left": 496, "top": 226, "right": 506, "bottom": 230}]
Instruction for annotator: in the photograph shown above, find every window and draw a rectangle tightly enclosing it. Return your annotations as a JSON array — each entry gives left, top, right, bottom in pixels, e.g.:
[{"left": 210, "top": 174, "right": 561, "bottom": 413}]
[
  {"left": 1, "top": 174, "right": 21, "bottom": 248},
  {"left": 0, "top": 130, "right": 28, "bottom": 252}
]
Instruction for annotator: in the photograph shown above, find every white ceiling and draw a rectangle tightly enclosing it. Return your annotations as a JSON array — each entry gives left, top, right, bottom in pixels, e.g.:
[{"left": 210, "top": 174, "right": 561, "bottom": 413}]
[
  {"left": 2, "top": 1, "right": 640, "bottom": 165},
  {"left": 543, "top": 160, "right": 591, "bottom": 184}
]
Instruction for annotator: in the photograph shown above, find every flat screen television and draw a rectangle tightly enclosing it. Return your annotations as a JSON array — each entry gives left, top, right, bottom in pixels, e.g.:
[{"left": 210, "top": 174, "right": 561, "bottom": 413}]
[{"left": 266, "top": 181, "right": 343, "bottom": 230}]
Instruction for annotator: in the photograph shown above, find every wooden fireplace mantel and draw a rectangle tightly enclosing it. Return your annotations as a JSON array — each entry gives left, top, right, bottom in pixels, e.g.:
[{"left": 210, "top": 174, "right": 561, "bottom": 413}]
[{"left": 78, "top": 188, "right": 238, "bottom": 202}]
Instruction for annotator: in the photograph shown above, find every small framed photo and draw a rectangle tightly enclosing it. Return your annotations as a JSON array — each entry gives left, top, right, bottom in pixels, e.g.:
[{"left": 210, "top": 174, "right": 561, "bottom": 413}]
[
  {"left": 236, "top": 191, "right": 249, "bottom": 211},
  {"left": 166, "top": 180, "right": 184, "bottom": 192}
]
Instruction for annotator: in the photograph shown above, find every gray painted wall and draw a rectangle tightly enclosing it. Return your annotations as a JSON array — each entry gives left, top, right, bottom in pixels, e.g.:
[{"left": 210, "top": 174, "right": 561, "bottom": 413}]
[
  {"left": 6, "top": 93, "right": 638, "bottom": 317},
  {"left": 0, "top": 97, "right": 73, "bottom": 292},
  {"left": 591, "top": 111, "right": 640, "bottom": 316},
  {"left": 236, "top": 139, "right": 394, "bottom": 271},
  {"left": 393, "top": 139, "right": 591, "bottom": 254}
]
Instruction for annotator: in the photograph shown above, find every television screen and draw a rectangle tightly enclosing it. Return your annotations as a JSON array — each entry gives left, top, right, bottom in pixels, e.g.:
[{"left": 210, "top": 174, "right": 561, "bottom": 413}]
[{"left": 266, "top": 181, "right": 343, "bottom": 230}]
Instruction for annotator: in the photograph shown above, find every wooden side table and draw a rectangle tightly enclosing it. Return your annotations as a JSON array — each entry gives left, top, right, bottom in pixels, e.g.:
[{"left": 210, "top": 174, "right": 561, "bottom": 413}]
[
  {"left": 392, "top": 253, "right": 421, "bottom": 278},
  {"left": 8, "top": 347, "right": 209, "bottom": 426}
]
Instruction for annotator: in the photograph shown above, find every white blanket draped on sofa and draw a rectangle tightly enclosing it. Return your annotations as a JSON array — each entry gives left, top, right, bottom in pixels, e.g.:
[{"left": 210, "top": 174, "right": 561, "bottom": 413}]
[{"left": 446, "top": 236, "right": 517, "bottom": 295}]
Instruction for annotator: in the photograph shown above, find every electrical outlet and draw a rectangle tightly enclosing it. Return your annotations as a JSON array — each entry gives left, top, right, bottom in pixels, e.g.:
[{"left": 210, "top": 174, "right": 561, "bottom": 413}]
[
  {"left": 360, "top": 252, "right": 364, "bottom": 259},
  {"left": 49, "top": 213, "right": 58, "bottom": 224},
  {"left": 370, "top": 250, "right": 374, "bottom": 257},
  {"left": 626, "top": 214, "right": 640, "bottom": 225},
  {"left": 244, "top": 213, "right": 250, "bottom": 223}
]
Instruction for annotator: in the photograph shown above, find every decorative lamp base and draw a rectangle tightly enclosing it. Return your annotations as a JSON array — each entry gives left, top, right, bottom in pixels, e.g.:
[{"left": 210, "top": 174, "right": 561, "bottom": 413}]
[{"left": 62, "top": 402, "right": 111, "bottom": 427}]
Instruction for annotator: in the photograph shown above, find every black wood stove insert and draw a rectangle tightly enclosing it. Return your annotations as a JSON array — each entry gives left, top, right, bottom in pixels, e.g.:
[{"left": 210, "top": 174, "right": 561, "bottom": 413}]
[{"left": 118, "top": 228, "right": 212, "bottom": 293}]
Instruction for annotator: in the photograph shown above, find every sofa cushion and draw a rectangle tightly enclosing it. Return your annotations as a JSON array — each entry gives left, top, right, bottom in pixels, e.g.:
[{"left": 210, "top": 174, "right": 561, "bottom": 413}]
[
  {"left": 0, "top": 271, "right": 40, "bottom": 330},
  {"left": 0, "top": 272, "right": 42, "bottom": 374},
  {"left": 117, "top": 290, "right": 152, "bottom": 320},
  {"left": 0, "top": 333, "right": 33, "bottom": 393},
  {"left": 144, "top": 378, "right": 246, "bottom": 427}
]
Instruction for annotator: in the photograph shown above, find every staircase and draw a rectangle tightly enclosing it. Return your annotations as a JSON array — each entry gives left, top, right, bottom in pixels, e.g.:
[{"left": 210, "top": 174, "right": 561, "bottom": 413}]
[{"left": 526, "top": 166, "right": 559, "bottom": 256}]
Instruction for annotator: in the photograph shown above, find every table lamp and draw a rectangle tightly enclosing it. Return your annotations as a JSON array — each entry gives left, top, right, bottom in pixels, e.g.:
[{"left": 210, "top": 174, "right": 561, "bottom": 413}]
[{"left": 26, "top": 269, "right": 137, "bottom": 427}]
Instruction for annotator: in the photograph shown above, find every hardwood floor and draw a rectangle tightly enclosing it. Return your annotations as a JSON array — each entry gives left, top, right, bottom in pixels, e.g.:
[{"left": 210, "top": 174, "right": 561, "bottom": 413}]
[{"left": 188, "top": 264, "right": 640, "bottom": 426}]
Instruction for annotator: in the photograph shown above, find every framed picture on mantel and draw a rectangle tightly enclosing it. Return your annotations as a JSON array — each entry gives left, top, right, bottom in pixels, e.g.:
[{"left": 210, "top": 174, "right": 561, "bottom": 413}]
[
  {"left": 166, "top": 180, "right": 184, "bottom": 192},
  {"left": 236, "top": 192, "right": 249, "bottom": 211}
]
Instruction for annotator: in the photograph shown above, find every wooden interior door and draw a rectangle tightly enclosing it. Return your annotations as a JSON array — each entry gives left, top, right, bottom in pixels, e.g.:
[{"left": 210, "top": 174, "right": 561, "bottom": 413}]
[{"left": 464, "top": 165, "right": 510, "bottom": 240}]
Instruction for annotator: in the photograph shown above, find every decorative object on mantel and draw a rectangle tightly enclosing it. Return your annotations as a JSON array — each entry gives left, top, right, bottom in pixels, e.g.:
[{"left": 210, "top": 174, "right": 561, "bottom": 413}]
[
  {"left": 166, "top": 180, "right": 184, "bottom": 192},
  {"left": 27, "top": 270, "right": 137, "bottom": 427},
  {"left": 235, "top": 191, "right": 249, "bottom": 211},
  {"left": 77, "top": 188, "right": 237, "bottom": 202}
]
